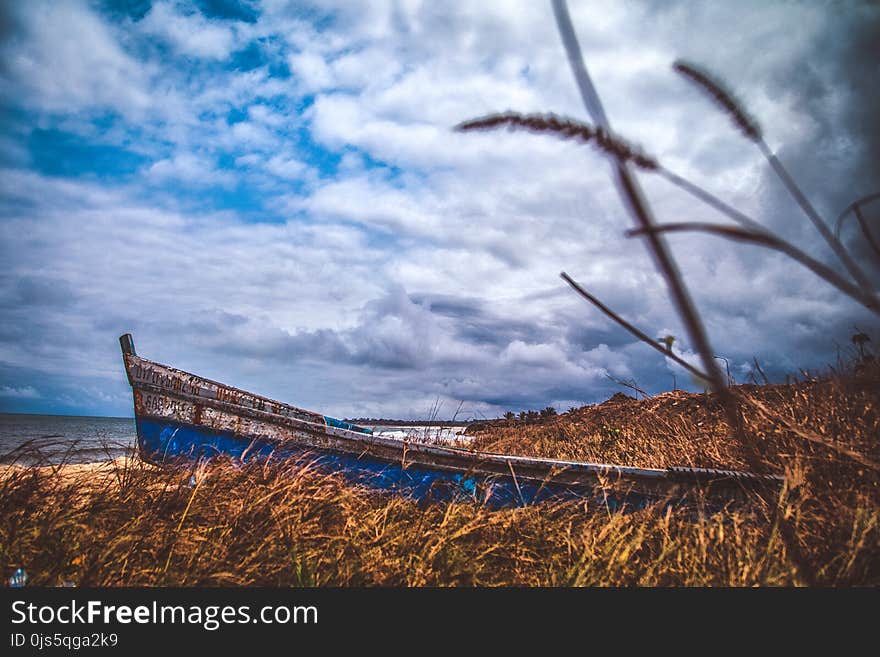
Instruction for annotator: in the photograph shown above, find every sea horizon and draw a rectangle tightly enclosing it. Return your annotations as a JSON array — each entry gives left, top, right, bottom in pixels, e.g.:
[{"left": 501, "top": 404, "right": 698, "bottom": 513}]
[{"left": 0, "top": 410, "right": 134, "bottom": 421}]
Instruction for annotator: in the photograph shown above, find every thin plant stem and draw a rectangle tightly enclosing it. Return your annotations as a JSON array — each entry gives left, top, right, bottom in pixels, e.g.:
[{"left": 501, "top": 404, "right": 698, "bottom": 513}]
[
  {"left": 626, "top": 220, "right": 880, "bottom": 315},
  {"left": 757, "top": 139, "right": 873, "bottom": 294},
  {"left": 673, "top": 57, "right": 874, "bottom": 294},
  {"left": 655, "top": 168, "right": 879, "bottom": 311},
  {"left": 655, "top": 167, "right": 764, "bottom": 232},
  {"left": 835, "top": 192, "right": 880, "bottom": 238},
  {"left": 560, "top": 271, "right": 709, "bottom": 381},
  {"left": 456, "top": 111, "right": 880, "bottom": 314},
  {"left": 551, "top": 0, "right": 739, "bottom": 434},
  {"left": 854, "top": 204, "right": 880, "bottom": 262},
  {"left": 655, "top": 168, "right": 880, "bottom": 312}
]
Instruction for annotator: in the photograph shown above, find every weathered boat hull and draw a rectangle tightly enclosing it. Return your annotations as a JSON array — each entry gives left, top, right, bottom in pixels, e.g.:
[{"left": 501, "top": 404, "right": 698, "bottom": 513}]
[
  {"left": 134, "top": 416, "right": 589, "bottom": 506},
  {"left": 120, "top": 334, "right": 781, "bottom": 506}
]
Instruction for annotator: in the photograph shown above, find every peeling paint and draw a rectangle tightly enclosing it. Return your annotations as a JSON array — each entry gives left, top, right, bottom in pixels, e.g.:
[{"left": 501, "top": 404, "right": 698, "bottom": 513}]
[{"left": 119, "top": 333, "right": 783, "bottom": 502}]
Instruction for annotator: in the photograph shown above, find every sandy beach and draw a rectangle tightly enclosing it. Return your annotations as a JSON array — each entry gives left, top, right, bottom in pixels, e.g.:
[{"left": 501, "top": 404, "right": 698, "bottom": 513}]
[{"left": 0, "top": 456, "right": 146, "bottom": 489}]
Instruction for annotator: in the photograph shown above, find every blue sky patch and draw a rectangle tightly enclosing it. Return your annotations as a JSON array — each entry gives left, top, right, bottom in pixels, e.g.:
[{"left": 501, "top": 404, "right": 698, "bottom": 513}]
[
  {"left": 27, "top": 128, "right": 149, "bottom": 179},
  {"left": 194, "top": 0, "right": 259, "bottom": 23},
  {"left": 98, "top": 0, "right": 152, "bottom": 23}
]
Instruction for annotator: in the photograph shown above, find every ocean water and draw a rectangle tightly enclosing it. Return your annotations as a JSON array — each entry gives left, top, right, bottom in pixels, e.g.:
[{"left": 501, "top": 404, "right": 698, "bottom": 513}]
[
  {"left": 0, "top": 414, "right": 471, "bottom": 466},
  {"left": 0, "top": 413, "right": 136, "bottom": 465}
]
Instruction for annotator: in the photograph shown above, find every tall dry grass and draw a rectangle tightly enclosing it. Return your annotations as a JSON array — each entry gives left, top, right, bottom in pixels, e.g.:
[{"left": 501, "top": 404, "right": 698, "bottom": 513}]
[
  {"left": 0, "top": 456, "right": 839, "bottom": 586},
  {"left": 450, "top": 2, "right": 879, "bottom": 586},
  {"left": 468, "top": 377, "right": 878, "bottom": 472},
  {"left": 1, "top": 365, "right": 877, "bottom": 587},
  {"left": 468, "top": 365, "right": 879, "bottom": 586},
  {"left": 2, "top": 1, "right": 876, "bottom": 589}
]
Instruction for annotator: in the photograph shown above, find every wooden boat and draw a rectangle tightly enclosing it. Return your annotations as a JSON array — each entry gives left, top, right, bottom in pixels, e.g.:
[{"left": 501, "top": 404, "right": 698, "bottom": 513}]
[{"left": 119, "top": 334, "right": 781, "bottom": 505}]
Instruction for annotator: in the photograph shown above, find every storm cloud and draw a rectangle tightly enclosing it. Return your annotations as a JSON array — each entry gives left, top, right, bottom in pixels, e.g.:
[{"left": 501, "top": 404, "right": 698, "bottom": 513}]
[{"left": 0, "top": 1, "right": 877, "bottom": 419}]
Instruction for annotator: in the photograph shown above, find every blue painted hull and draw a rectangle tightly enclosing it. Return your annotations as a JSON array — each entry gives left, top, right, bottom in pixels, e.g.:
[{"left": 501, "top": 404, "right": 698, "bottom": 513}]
[{"left": 136, "top": 417, "right": 648, "bottom": 508}]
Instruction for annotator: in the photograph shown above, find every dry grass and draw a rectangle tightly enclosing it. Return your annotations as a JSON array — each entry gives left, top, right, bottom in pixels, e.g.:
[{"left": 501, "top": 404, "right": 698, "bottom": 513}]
[
  {"left": 1, "top": 369, "right": 877, "bottom": 587},
  {"left": 0, "top": 458, "right": 802, "bottom": 586},
  {"left": 467, "top": 379, "right": 878, "bottom": 473}
]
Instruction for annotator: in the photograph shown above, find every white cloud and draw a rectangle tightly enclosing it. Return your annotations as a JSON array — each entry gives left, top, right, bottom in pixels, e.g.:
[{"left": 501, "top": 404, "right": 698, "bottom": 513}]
[
  {"left": 288, "top": 52, "right": 334, "bottom": 93},
  {"left": 0, "top": 386, "right": 40, "bottom": 399},
  {"left": 1, "top": 1, "right": 876, "bottom": 418},
  {"left": 231, "top": 121, "right": 278, "bottom": 148},
  {"left": 234, "top": 153, "right": 263, "bottom": 168},
  {"left": 501, "top": 341, "right": 567, "bottom": 368},
  {"left": 139, "top": 1, "right": 240, "bottom": 60},
  {"left": 146, "top": 152, "right": 235, "bottom": 186},
  {"left": 0, "top": 1, "right": 152, "bottom": 116},
  {"left": 247, "top": 104, "right": 289, "bottom": 127},
  {"left": 265, "top": 155, "right": 309, "bottom": 180}
]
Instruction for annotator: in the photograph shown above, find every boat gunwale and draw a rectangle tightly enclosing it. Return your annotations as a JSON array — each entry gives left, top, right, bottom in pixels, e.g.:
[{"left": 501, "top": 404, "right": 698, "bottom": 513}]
[
  {"left": 132, "top": 379, "right": 670, "bottom": 480},
  {"left": 123, "top": 353, "right": 327, "bottom": 423},
  {"left": 125, "top": 352, "right": 783, "bottom": 487}
]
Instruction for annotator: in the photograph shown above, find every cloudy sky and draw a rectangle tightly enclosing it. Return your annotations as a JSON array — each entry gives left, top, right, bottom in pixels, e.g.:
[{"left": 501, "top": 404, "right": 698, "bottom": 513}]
[{"left": 1, "top": 0, "right": 877, "bottom": 419}]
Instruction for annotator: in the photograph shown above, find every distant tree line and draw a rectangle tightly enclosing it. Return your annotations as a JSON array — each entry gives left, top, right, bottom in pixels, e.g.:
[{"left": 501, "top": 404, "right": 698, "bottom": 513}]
[
  {"left": 502, "top": 407, "right": 558, "bottom": 423},
  {"left": 466, "top": 407, "right": 562, "bottom": 433}
]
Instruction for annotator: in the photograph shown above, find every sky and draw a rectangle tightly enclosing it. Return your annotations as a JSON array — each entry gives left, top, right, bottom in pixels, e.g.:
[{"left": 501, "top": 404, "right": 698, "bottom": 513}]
[{"left": 0, "top": 0, "right": 878, "bottom": 420}]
